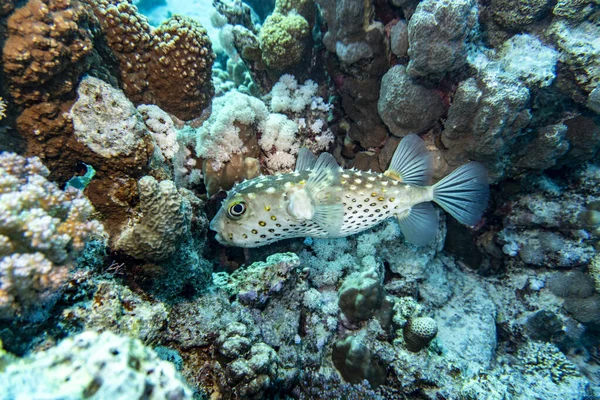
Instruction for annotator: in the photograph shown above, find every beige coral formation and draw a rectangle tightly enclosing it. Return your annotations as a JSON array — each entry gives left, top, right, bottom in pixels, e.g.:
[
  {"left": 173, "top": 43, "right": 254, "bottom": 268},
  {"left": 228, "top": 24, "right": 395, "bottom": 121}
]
[
  {"left": 85, "top": 0, "right": 215, "bottom": 120},
  {"left": 115, "top": 176, "right": 189, "bottom": 262}
]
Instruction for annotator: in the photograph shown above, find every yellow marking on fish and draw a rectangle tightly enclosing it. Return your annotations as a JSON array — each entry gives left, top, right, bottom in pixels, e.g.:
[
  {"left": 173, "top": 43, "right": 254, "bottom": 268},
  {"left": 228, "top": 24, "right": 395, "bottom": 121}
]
[
  {"left": 259, "top": 221, "right": 266, "bottom": 226},
  {"left": 341, "top": 180, "right": 347, "bottom": 184},
  {"left": 243, "top": 234, "right": 248, "bottom": 238},
  {"left": 378, "top": 197, "right": 385, "bottom": 201},
  {"left": 265, "top": 205, "right": 271, "bottom": 211},
  {"left": 390, "top": 198, "right": 395, "bottom": 202},
  {"left": 299, "top": 180, "right": 306, "bottom": 185},
  {"left": 371, "top": 192, "right": 378, "bottom": 197},
  {"left": 251, "top": 229, "right": 258, "bottom": 234},
  {"left": 271, "top": 215, "right": 277, "bottom": 220}
]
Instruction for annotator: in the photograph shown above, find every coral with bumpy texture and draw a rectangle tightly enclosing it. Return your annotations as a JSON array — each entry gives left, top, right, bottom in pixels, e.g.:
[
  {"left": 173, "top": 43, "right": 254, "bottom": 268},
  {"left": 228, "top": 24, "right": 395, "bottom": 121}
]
[
  {"left": 403, "top": 316, "right": 438, "bottom": 352},
  {"left": 85, "top": 0, "right": 215, "bottom": 120},
  {"left": 489, "top": 0, "right": 553, "bottom": 30},
  {"left": 549, "top": 21, "right": 600, "bottom": 99},
  {"left": 213, "top": 252, "right": 301, "bottom": 307},
  {"left": 332, "top": 332, "right": 387, "bottom": 388},
  {"left": 259, "top": 12, "right": 310, "bottom": 71},
  {"left": 0, "top": 153, "right": 103, "bottom": 321},
  {"left": 2, "top": 0, "right": 95, "bottom": 106},
  {"left": 0, "top": 331, "right": 193, "bottom": 399},
  {"left": 378, "top": 65, "right": 445, "bottom": 137},
  {"left": 115, "top": 176, "right": 189, "bottom": 261},
  {"left": 338, "top": 268, "right": 384, "bottom": 323},
  {"left": 148, "top": 15, "right": 215, "bottom": 121},
  {"left": 407, "top": 0, "right": 478, "bottom": 78},
  {"left": 84, "top": 0, "right": 152, "bottom": 103},
  {"left": 442, "top": 72, "right": 531, "bottom": 180}
]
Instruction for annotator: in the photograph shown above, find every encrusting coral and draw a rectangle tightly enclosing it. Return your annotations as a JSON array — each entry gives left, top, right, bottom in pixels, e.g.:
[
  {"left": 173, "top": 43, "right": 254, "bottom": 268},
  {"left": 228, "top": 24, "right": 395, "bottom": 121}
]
[
  {"left": 2, "top": 0, "right": 95, "bottom": 106},
  {"left": 0, "top": 331, "right": 193, "bottom": 399},
  {"left": 0, "top": 153, "right": 104, "bottom": 321}
]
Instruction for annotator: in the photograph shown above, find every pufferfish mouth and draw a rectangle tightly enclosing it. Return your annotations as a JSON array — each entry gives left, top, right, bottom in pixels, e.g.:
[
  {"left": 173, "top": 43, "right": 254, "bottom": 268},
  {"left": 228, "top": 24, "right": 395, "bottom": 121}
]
[{"left": 209, "top": 217, "right": 230, "bottom": 246}]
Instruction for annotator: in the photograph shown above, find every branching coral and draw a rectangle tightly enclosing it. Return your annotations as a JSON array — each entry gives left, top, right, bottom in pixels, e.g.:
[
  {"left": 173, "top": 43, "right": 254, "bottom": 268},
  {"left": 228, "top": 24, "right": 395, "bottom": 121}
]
[{"left": 0, "top": 153, "right": 104, "bottom": 321}]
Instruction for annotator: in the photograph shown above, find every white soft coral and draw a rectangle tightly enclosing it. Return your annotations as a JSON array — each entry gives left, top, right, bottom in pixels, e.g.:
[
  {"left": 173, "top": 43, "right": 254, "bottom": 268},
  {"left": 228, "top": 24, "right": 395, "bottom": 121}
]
[{"left": 194, "top": 91, "right": 268, "bottom": 169}]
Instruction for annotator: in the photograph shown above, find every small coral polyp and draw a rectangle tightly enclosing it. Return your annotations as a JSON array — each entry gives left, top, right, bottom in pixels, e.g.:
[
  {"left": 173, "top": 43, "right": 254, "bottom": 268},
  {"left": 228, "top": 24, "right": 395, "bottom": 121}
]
[{"left": 0, "top": 152, "right": 103, "bottom": 321}]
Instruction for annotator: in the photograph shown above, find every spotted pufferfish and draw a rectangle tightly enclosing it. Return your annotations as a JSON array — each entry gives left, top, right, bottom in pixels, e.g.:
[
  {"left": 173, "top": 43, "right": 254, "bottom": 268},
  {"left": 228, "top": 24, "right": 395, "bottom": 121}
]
[{"left": 210, "top": 134, "right": 489, "bottom": 248}]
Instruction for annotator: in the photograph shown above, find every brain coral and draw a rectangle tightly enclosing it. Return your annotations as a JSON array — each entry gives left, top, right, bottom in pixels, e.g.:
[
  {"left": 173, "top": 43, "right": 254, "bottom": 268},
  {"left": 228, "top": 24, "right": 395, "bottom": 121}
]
[
  {"left": 0, "top": 153, "right": 104, "bottom": 321},
  {"left": 115, "top": 176, "right": 189, "bottom": 262}
]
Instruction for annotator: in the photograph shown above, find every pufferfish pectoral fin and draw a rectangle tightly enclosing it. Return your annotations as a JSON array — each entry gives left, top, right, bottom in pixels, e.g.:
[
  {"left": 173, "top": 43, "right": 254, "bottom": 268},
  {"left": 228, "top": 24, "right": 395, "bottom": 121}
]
[
  {"left": 396, "top": 202, "right": 439, "bottom": 246},
  {"left": 305, "top": 152, "right": 344, "bottom": 236},
  {"left": 385, "top": 134, "right": 433, "bottom": 185}
]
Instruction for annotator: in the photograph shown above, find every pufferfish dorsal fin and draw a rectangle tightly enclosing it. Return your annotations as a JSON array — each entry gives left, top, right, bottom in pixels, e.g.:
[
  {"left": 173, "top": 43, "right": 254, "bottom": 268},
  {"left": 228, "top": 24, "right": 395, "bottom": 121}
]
[
  {"left": 298, "top": 152, "right": 344, "bottom": 236},
  {"left": 384, "top": 134, "right": 433, "bottom": 186},
  {"left": 295, "top": 148, "right": 317, "bottom": 172}
]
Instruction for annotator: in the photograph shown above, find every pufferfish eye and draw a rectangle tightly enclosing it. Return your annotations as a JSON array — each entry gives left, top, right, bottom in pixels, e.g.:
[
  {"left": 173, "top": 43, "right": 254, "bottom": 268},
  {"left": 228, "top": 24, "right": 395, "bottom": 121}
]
[{"left": 227, "top": 201, "right": 247, "bottom": 219}]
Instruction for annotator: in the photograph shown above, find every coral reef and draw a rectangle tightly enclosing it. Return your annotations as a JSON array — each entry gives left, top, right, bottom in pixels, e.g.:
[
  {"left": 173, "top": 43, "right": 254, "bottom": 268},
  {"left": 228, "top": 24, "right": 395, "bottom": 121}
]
[
  {"left": 70, "top": 76, "right": 152, "bottom": 163},
  {"left": 1, "top": 0, "right": 600, "bottom": 398}
]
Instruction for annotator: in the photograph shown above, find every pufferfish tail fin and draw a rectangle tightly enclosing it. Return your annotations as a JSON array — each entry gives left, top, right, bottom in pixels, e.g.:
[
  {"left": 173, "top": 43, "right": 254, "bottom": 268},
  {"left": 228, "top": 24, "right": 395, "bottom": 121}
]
[
  {"left": 302, "top": 151, "right": 344, "bottom": 236},
  {"left": 384, "top": 134, "right": 433, "bottom": 185},
  {"left": 432, "top": 162, "right": 489, "bottom": 226}
]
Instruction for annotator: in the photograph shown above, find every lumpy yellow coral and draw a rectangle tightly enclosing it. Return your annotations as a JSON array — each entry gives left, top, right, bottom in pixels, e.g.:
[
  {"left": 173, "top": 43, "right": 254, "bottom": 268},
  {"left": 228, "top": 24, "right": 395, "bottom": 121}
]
[{"left": 0, "top": 97, "right": 6, "bottom": 120}]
